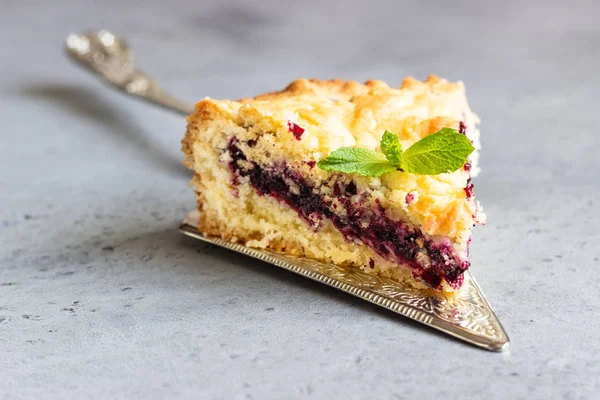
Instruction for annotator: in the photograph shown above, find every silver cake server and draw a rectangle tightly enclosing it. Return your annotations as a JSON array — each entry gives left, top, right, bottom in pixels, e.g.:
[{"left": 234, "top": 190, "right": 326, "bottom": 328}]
[
  {"left": 66, "top": 30, "right": 510, "bottom": 352},
  {"left": 66, "top": 30, "right": 194, "bottom": 115}
]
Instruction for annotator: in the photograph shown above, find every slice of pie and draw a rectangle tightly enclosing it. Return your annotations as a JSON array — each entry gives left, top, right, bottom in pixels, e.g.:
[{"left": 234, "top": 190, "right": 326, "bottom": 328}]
[{"left": 182, "top": 75, "right": 485, "bottom": 292}]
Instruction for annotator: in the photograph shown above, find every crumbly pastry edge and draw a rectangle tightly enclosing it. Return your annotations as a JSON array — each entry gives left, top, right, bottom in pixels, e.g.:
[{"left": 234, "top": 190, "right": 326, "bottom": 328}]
[{"left": 182, "top": 76, "right": 482, "bottom": 292}]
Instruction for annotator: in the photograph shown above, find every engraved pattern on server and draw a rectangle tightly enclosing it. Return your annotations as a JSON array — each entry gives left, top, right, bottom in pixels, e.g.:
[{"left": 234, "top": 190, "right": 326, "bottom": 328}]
[{"left": 65, "top": 30, "right": 194, "bottom": 115}]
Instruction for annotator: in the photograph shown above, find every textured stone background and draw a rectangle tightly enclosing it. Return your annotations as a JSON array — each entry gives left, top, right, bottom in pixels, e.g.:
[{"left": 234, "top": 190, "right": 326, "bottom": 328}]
[{"left": 1, "top": 0, "right": 599, "bottom": 398}]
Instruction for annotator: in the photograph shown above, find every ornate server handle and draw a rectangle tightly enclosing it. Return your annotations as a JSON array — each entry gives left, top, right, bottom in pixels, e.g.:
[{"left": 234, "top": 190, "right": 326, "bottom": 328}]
[{"left": 66, "top": 30, "right": 194, "bottom": 116}]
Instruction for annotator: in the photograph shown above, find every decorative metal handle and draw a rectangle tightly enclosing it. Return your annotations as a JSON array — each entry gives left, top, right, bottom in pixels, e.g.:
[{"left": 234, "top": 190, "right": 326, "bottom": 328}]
[{"left": 65, "top": 30, "right": 194, "bottom": 116}]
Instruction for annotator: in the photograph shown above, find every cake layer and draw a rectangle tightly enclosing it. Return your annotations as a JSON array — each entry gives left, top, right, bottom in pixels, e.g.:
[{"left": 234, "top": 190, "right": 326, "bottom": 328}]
[
  {"left": 227, "top": 139, "right": 467, "bottom": 289},
  {"left": 193, "top": 168, "right": 426, "bottom": 290},
  {"left": 182, "top": 76, "right": 485, "bottom": 291}
]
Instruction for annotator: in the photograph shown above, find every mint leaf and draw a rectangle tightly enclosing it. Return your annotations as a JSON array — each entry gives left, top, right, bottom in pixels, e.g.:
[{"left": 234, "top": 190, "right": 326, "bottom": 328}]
[
  {"left": 401, "top": 128, "right": 475, "bottom": 175},
  {"left": 380, "top": 130, "right": 403, "bottom": 166},
  {"left": 317, "top": 127, "right": 473, "bottom": 177},
  {"left": 317, "top": 147, "right": 398, "bottom": 177}
]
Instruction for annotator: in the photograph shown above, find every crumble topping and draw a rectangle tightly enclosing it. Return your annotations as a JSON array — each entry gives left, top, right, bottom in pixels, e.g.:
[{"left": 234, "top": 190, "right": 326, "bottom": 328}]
[{"left": 182, "top": 75, "right": 485, "bottom": 291}]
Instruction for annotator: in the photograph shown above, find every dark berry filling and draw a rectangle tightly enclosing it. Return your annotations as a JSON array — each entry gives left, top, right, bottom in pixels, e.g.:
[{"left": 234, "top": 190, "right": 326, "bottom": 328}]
[
  {"left": 464, "top": 179, "right": 474, "bottom": 199},
  {"left": 459, "top": 121, "right": 467, "bottom": 134},
  {"left": 227, "top": 139, "right": 468, "bottom": 289},
  {"left": 287, "top": 121, "right": 305, "bottom": 140}
]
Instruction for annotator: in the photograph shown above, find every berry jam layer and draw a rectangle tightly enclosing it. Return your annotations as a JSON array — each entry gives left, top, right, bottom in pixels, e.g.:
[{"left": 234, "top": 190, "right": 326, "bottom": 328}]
[{"left": 227, "top": 139, "right": 468, "bottom": 289}]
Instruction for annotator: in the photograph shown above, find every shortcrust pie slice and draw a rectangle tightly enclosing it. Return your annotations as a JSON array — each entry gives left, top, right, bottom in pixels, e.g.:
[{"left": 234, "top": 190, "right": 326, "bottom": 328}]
[{"left": 182, "top": 75, "right": 485, "bottom": 292}]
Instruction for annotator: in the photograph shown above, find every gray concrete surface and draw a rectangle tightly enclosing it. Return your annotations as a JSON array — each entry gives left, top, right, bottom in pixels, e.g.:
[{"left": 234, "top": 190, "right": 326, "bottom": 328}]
[{"left": 1, "top": 0, "right": 599, "bottom": 398}]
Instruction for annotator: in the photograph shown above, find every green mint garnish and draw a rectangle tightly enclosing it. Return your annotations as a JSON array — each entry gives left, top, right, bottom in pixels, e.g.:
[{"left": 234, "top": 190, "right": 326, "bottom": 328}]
[
  {"left": 316, "top": 147, "right": 398, "bottom": 177},
  {"left": 317, "top": 128, "right": 474, "bottom": 177},
  {"left": 401, "top": 128, "right": 475, "bottom": 175},
  {"left": 380, "top": 130, "right": 403, "bottom": 166}
]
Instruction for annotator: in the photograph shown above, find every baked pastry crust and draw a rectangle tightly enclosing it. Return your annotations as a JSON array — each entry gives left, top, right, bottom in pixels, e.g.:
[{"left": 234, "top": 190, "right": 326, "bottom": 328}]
[{"left": 182, "top": 75, "right": 484, "bottom": 291}]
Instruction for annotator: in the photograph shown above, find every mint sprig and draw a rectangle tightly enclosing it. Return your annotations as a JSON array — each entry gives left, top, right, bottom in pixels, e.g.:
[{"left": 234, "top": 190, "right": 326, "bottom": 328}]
[
  {"left": 380, "top": 130, "right": 403, "bottom": 166},
  {"left": 401, "top": 128, "right": 475, "bottom": 175},
  {"left": 315, "top": 147, "right": 398, "bottom": 177},
  {"left": 317, "top": 128, "right": 474, "bottom": 177}
]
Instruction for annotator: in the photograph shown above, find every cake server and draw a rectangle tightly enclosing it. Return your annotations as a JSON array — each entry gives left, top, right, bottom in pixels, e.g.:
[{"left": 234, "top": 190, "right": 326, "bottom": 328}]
[{"left": 65, "top": 30, "right": 510, "bottom": 352}]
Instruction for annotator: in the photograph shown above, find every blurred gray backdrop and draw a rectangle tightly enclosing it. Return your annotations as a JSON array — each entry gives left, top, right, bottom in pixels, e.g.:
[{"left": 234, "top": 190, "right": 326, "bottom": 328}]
[{"left": 1, "top": 1, "right": 599, "bottom": 399}]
